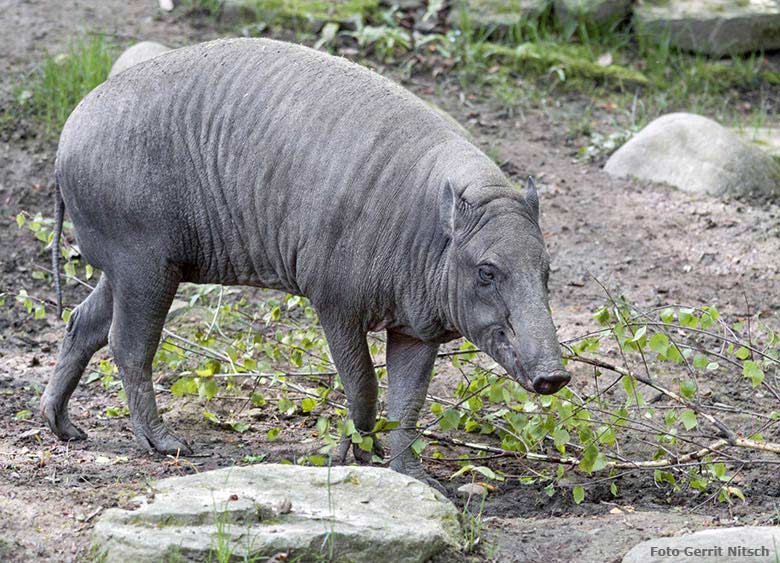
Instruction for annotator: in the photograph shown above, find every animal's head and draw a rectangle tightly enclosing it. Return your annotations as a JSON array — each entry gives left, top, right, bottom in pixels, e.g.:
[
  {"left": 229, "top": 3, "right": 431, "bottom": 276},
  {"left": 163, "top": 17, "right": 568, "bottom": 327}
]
[{"left": 441, "top": 177, "right": 570, "bottom": 395}]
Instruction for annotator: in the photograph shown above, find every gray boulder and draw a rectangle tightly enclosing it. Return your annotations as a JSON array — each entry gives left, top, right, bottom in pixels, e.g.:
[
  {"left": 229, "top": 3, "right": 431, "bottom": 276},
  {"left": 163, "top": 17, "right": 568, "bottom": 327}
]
[
  {"left": 634, "top": 0, "right": 780, "bottom": 57},
  {"left": 92, "top": 464, "right": 460, "bottom": 563},
  {"left": 109, "top": 41, "right": 172, "bottom": 77},
  {"left": 623, "top": 526, "right": 780, "bottom": 563},
  {"left": 604, "top": 113, "right": 780, "bottom": 198},
  {"left": 447, "top": 0, "right": 551, "bottom": 28},
  {"left": 555, "top": 0, "right": 632, "bottom": 27}
]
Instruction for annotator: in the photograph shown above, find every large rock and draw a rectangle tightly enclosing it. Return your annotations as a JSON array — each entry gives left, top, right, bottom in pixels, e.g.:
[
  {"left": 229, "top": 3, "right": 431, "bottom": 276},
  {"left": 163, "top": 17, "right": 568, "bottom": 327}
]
[
  {"left": 604, "top": 113, "right": 780, "bottom": 198},
  {"left": 447, "top": 0, "right": 551, "bottom": 28},
  {"left": 555, "top": 0, "right": 632, "bottom": 27},
  {"left": 109, "top": 41, "right": 172, "bottom": 77},
  {"left": 92, "top": 464, "right": 460, "bottom": 563},
  {"left": 634, "top": 0, "right": 780, "bottom": 57},
  {"left": 623, "top": 526, "right": 780, "bottom": 563}
]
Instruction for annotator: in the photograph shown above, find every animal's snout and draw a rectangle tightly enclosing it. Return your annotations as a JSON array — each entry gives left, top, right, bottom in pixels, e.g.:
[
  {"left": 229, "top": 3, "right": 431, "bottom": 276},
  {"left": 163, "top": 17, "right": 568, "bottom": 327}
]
[{"left": 532, "top": 370, "right": 571, "bottom": 395}]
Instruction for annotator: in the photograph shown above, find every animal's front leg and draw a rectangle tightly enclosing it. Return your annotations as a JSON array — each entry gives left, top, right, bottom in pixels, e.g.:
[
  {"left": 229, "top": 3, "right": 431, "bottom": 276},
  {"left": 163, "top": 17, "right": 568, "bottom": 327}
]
[
  {"left": 385, "top": 331, "right": 442, "bottom": 491},
  {"left": 321, "top": 317, "right": 382, "bottom": 464}
]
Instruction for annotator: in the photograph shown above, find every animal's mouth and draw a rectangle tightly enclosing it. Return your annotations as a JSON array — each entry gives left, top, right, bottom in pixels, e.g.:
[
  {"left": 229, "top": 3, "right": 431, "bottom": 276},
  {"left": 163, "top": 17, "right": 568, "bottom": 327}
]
[
  {"left": 492, "top": 330, "right": 570, "bottom": 395},
  {"left": 492, "top": 330, "right": 535, "bottom": 392}
]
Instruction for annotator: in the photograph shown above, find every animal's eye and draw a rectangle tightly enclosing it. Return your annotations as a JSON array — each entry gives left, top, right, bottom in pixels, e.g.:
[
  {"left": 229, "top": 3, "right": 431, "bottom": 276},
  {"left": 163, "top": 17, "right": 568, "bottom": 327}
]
[{"left": 478, "top": 266, "right": 495, "bottom": 284}]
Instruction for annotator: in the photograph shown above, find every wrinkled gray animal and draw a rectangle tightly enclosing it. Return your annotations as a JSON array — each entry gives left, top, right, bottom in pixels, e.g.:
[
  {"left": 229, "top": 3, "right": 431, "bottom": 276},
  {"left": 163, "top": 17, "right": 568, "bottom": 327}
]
[{"left": 42, "top": 38, "right": 570, "bottom": 485}]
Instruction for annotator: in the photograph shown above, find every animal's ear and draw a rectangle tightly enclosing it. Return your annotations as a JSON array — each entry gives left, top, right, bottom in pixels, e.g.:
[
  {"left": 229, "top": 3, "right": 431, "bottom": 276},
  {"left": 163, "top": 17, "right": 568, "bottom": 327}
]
[
  {"left": 440, "top": 178, "right": 458, "bottom": 237},
  {"left": 525, "top": 176, "right": 539, "bottom": 222}
]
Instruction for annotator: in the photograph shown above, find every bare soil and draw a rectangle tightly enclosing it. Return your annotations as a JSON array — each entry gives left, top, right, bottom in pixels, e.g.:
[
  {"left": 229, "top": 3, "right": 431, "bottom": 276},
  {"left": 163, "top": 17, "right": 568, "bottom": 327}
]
[{"left": 2, "top": 1, "right": 780, "bottom": 562}]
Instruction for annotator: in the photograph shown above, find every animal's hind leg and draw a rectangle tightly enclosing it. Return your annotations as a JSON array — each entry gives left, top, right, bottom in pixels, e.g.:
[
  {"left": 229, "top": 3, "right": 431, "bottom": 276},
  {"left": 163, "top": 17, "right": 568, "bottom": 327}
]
[
  {"left": 109, "top": 264, "right": 191, "bottom": 455},
  {"left": 41, "top": 274, "right": 113, "bottom": 441}
]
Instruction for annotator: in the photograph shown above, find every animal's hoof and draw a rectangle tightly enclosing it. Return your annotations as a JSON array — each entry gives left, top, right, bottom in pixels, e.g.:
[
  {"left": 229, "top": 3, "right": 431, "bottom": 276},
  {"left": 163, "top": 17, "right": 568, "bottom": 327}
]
[
  {"left": 135, "top": 425, "right": 192, "bottom": 456},
  {"left": 41, "top": 400, "right": 88, "bottom": 442},
  {"left": 334, "top": 436, "right": 384, "bottom": 466},
  {"left": 391, "top": 461, "right": 447, "bottom": 495}
]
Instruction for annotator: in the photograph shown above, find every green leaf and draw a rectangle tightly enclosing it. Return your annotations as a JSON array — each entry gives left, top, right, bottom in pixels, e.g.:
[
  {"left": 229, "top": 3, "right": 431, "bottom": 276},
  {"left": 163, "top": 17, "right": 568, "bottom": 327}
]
[
  {"left": 410, "top": 437, "right": 427, "bottom": 456},
  {"left": 228, "top": 421, "right": 250, "bottom": 433},
  {"left": 358, "top": 435, "right": 373, "bottom": 452},
  {"left": 197, "top": 378, "right": 219, "bottom": 401},
  {"left": 680, "top": 409, "right": 697, "bottom": 430},
  {"left": 692, "top": 353, "right": 708, "bottom": 369},
  {"left": 278, "top": 396, "right": 295, "bottom": 414},
  {"left": 301, "top": 397, "right": 317, "bottom": 413},
  {"left": 610, "top": 481, "right": 618, "bottom": 497},
  {"left": 572, "top": 485, "right": 585, "bottom": 505},
  {"left": 735, "top": 347, "right": 751, "bottom": 360},
  {"left": 649, "top": 333, "right": 669, "bottom": 356},
  {"left": 553, "top": 427, "right": 570, "bottom": 449},
  {"left": 743, "top": 360, "right": 764, "bottom": 387},
  {"left": 16, "top": 213, "right": 25, "bottom": 228},
  {"left": 678, "top": 309, "right": 698, "bottom": 328},
  {"left": 579, "top": 444, "right": 607, "bottom": 474},
  {"left": 266, "top": 427, "right": 281, "bottom": 441},
  {"left": 679, "top": 379, "right": 697, "bottom": 399},
  {"left": 308, "top": 455, "right": 327, "bottom": 466},
  {"left": 372, "top": 419, "right": 400, "bottom": 432},
  {"left": 171, "top": 378, "right": 196, "bottom": 397},
  {"left": 592, "top": 306, "right": 610, "bottom": 326},
  {"left": 105, "top": 406, "right": 125, "bottom": 417},
  {"left": 439, "top": 409, "right": 461, "bottom": 431},
  {"left": 660, "top": 308, "right": 675, "bottom": 323},
  {"left": 14, "top": 409, "right": 32, "bottom": 421}
]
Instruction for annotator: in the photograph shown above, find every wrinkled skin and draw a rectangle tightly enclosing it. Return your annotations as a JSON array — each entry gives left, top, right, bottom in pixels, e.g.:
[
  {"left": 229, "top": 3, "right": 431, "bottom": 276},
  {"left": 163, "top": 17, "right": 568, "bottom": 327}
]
[{"left": 41, "top": 38, "right": 570, "bottom": 487}]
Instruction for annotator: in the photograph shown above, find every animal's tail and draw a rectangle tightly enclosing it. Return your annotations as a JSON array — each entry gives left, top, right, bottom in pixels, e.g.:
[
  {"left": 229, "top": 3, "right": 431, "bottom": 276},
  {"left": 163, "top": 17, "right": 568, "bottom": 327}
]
[{"left": 52, "top": 181, "right": 65, "bottom": 318}]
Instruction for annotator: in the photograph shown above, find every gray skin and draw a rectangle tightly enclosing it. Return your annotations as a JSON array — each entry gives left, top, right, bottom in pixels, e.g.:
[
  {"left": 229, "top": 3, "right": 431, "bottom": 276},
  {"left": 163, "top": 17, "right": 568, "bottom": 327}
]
[{"left": 41, "top": 38, "right": 570, "bottom": 486}]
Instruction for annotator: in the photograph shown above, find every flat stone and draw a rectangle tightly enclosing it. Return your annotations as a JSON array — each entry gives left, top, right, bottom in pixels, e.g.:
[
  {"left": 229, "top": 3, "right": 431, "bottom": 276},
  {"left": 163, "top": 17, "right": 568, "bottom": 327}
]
[
  {"left": 604, "top": 112, "right": 780, "bottom": 198},
  {"left": 634, "top": 0, "right": 780, "bottom": 57},
  {"left": 622, "top": 526, "right": 780, "bottom": 563},
  {"left": 487, "top": 511, "right": 708, "bottom": 563},
  {"left": 109, "top": 42, "right": 171, "bottom": 77},
  {"left": 92, "top": 464, "right": 460, "bottom": 563},
  {"left": 554, "top": 0, "right": 632, "bottom": 27},
  {"left": 447, "top": 0, "right": 552, "bottom": 28}
]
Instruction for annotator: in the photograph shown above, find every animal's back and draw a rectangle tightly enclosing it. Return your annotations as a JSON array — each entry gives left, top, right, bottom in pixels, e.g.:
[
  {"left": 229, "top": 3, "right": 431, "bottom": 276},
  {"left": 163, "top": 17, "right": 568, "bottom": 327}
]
[{"left": 55, "top": 38, "right": 472, "bottom": 292}]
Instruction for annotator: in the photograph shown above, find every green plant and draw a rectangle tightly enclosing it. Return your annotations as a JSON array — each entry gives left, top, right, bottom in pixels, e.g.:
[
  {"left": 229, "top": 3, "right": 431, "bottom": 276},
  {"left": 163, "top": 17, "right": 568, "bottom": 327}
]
[
  {"left": 459, "top": 484, "right": 487, "bottom": 554},
  {"left": 26, "top": 34, "right": 115, "bottom": 136},
  {"left": 17, "top": 212, "right": 780, "bottom": 510},
  {"left": 180, "top": 0, "right": 224, "bottom": 16}
]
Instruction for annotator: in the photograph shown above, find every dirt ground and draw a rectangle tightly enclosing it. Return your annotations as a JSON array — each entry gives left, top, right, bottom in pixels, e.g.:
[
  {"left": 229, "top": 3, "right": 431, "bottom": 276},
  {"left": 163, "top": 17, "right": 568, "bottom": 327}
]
[{"left": 3, "top": 1, "right": 780, "bottom": 562}]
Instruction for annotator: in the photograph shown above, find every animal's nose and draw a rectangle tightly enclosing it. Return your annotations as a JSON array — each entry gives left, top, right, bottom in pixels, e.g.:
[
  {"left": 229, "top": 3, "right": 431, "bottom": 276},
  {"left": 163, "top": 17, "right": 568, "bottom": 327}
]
[{"left": 532, "top": 370, "right": 571, "bottom": 395}]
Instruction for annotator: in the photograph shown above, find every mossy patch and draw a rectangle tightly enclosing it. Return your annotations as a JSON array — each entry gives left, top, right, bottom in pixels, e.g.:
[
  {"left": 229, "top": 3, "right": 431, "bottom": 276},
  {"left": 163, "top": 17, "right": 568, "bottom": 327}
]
[
  {"left": 243, "top": 0, "right": 379, "bottom": 27},
  {"left": 476, "top": 41, "right": 648, "bottom": 85}
]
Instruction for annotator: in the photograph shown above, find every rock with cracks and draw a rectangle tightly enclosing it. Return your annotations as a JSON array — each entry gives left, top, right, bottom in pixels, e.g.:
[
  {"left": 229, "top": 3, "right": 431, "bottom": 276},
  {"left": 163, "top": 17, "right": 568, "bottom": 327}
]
[
  {"left": 604, "top": 113, "right": 780, "bottom": 198},
  {"left": 447, "top": 0, "right": 551, "bottom": 28},
  {"left": 92, "top": 464, "right": 461, "bottom": 563},
  {"left": 634, "top": 0, "right": 780, "bottom": 57},
  {"left": 622, "top": 526, "right": 780, "bottom": 563},
  {"left": 554, "top": 0, "right": 632, "bottom": 27},
  {"left": 109, "top": 41, "right": 172, "bottom": 77}
]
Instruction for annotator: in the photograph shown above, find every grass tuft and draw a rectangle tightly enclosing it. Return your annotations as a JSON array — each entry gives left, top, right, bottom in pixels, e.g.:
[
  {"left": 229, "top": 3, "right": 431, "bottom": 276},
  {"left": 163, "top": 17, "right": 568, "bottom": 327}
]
[{"left": 29, "top": 34, "right": 115, "bottom": 136}]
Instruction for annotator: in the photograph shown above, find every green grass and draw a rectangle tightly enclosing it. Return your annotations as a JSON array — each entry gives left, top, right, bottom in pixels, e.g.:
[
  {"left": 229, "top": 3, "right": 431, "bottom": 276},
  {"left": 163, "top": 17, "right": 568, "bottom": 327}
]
[
  {"left": 438, "top": 6, "right": 780, "bottom": 133},
  {"left": 29, "top": 34, "right": 114, "bottom": 136}
]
